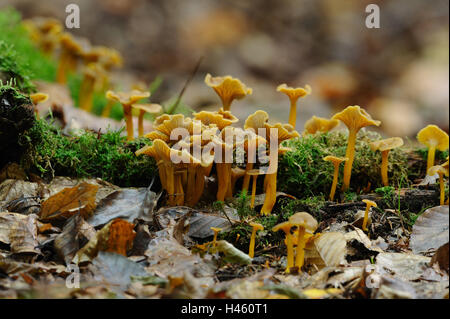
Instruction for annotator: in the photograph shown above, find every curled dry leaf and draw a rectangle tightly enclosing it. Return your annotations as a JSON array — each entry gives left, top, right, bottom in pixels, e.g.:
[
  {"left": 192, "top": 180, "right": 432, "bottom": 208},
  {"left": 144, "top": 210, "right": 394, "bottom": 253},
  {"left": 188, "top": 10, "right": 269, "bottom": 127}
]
[
  {"left": 410, "top": 205, "right": 449, "bottom": 254},
  {"left": 54, "top": 214, "right": 83, "bottom": 264},
  {"left": 0, "top": 212, "right": 40, "bottom": 254},
  {"left": 73, "top": 218, "right": 135, "bottom": 264},
  {"left": 430, "top": 243, "right": 449, "bottom": 273},
  {"left": 40, "top": 182, "right": 99, "bottom": 220},
  {"left": 375, "top": 252, "right": 432, "bottom": 281},
  {"left": 0, "top": 180, "right": 39, "bottom": 202},
  {"left": 215, "top": 240, "right": 252, "bottom": 265},
  {"left": 314, "top": 232, "right": 347, "bottom": 266}
]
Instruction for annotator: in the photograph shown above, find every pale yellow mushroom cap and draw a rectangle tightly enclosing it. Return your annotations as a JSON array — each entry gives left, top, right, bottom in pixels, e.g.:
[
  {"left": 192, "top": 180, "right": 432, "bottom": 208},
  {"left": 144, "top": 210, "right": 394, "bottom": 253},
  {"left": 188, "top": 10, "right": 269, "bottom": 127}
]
[
  {"left": 244, "top": 110, "right": 299, "bottom": 143},
  {"left": 332, "top": 105, "right": 381, "bottom": 132},
  {"left": 250, "top": 222, "right": 264, "bottom": 231},
  {"left": 132, "top": 103, "right": 163, "bottom": 115},
  {"left": 265, "top": 122, "right": 300, "bottom": 144},
  {"left": 362, "top": 199, "right": 377, "bottom": 208},
  {"left": 288, "top": 212, "right": 318, "bottom": 233},
  {"left": 417, "top": 125, "right": 449, "bottom": 151},
  {"left": 60, "top": 32, "right": 83, "bottom": 54},
  {"left": 211, "top": 227, "right": 222, "bottom": 233},
  {"left": 370, "top": 137, "right": 404, "bottom": 152},
  {"left": 244, "top": 110, "right": 270, "bottom": 130},
  {"left": 277, "top": 84, "right": 312, "bottom": 102},
  {"left": 193, "top": 109, "right": 238, "bottom": 130},
  {"left": 205, "top": 73, "right": 252, "bottom": 106},
  {"left": 304, "top": 116, "right": 339, "bottom": 134},
  {"left": 428, "top": 165, "right": 448, "bottom": 177},
  {"left": 30, "top": 93, "right": 49, "bottom": 105},
  {"left": 106, "top": 90, "right": 150, "bottom": 106},
  {"left": 323, "top": 155, "right": 348, "bottom": 165}
]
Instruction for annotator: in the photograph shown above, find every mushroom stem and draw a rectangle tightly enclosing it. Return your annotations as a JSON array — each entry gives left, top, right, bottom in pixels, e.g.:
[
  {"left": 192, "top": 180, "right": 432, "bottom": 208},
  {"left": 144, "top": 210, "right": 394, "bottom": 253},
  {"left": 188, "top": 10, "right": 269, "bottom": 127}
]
[
  {"left": 261, "top": 149, "right": 278, "bottom": 215},
  {"left": 138, "top": 110, "right": 145, "bottom": 137},
  {"left": 79, "top": 75, "right": 96, "bottom": 112},
  {"left": 362, "top": 204, "right": 371, "bottom": 232},
  {"left": 216, "top": 163, "right": 231, "bottom": 201},
  {"left": 381, "top": 150, "right": 390, "bottom": 186},
  {"left": 242, "top": 162, "right": 254, "bottom": 193},
  {"left": 123, "top": 105, "right": 134, "bottom": 141},
  {"left": 102, "top": 100, "right": 114, "bottom": 117},
  {"left": 295, "top": 226, "right": 306, "bottom": 270},
  {"left": 284, "top": 230, "right": 294, "bottom": 273},
  {"left": 249, "top": 228, "right": 257, "bottom": 258},
  {"left": 438, "top": 173, "right": 445, "bottom": 205},
  {"left": 250, "top": 175, "right": 257, "bottom": 209},
  {"left": 342, "top": 128, "right": 357, "bottom": 191},
  {"left": 288, "top": 99, "right": 298, "bottom": 127},
  {"left": 165, "top": 165, "right": 176, "bottom": 206},
  {"left": 329, "top": 162, "right": 340, "bottom": 201},
  {"left": 427, "top": 145, "right": 437, "bottom": 172}
]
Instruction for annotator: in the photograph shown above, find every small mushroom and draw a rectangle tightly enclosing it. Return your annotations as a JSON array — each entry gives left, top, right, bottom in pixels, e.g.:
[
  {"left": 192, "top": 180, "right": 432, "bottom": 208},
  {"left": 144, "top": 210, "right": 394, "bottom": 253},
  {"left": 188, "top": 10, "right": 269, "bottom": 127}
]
[
  {"left": 30, "top": 92, "right": 49, "bottom": 119},
  {"left": 246, "top": 169, "right": 264, "bottom": 209},
  {"left": 370, "top": 137, "right": 404, "bottom": 186},
  {"left": 332, "top": 106, "right": 381, "bottom": 191},
  {"left": 193, "top": 108, "right": 238, "bottom": 130},
  {"left": 361, "top": 199, "right": 377, "bottom": 232},
  {"left": 210, "top": 227, "right": 222, "bottom": 247},
  {"left": 289, "top": 212, "right": 318, "bottom": 270},
  {"left": 131, "top": 103, "right": 162, "bottom": 137},
  {"left": 277, "top": 84, "right": 311, "bottom": 128},
  {"left": 428, "top": 165, "right": 448, "bottom": 205},
  {"left": 323, "top": 156, "right": 348, "bottom": 201},
  {"left": 79, "top": 63, "right": 105, "bottom": 112},
  {"left": 56, "top": 33, "right": 83, "bottom": 84},
  {"left": 204, "top": 73, "right": 252, "bottom": 111},
  {"left": 304, "top": 115, "right": 339, "bottom": 135},
  {"left": 417, "top": 125, "right": 449, "bottom": 172},
  {"left": 248, "top": 222, "right": 264, "bottom": 258},
  {"left": 272, "top": 221, "right": 294, "bottom": 273},
  {"left": 106, "top": 90, "right": 150, "bottom": 141}
]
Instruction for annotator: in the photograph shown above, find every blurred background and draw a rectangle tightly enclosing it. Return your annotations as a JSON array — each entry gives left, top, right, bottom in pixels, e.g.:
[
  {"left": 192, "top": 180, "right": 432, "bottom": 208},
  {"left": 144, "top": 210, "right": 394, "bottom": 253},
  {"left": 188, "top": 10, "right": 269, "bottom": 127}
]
[{"left": 1, "top": 0, "right": 449, "bottom": 137}]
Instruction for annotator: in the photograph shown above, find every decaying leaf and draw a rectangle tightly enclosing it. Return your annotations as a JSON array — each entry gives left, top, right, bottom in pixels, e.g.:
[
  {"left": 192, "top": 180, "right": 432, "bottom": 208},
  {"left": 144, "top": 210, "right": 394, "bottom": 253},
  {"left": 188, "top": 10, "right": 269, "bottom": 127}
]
[
  {"left": 376, "top": 252, "right": 432, "bottom": 281},
  {"left": 430, "top": 243, "right": 449, "bottom": 273},
  {"left": 0, "top": 180, "right": 39, "bottom": 202},
  {"left": 314, "top": 232, "right": 347, "bottom": 266},
  {"left": 54, "top": 214, "right": 83, "bottom": 264},
  {"left": 73, "top": 218, "right": 135, "bottom": 264},
  {"left": 87, "top": 188, "right": 149, "bottom": 227},
  {"left": 410, "top": 205, "right": 449, "bottom": 254},
  {"left": 0, "top": 212, "right": 40, "bottom": 254},
  {"left": 40, "top": 182, "right": 99, "bottom": 220},
  {"left": 215, "top": 240, "right": 252, "bottom": 265}
]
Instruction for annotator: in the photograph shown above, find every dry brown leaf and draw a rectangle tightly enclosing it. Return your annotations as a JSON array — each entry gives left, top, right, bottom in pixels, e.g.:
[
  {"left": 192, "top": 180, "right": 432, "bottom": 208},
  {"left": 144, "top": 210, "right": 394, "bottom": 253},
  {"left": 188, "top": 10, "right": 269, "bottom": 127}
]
[
  {"left": 314, "top": 232, "right": 347, "bottom": 266},
  {"left": 40, "top": 182, "right": 99, "bottom": 220},
  {"left": 0, "top": 212, "right": 40, "bottom": 254}
]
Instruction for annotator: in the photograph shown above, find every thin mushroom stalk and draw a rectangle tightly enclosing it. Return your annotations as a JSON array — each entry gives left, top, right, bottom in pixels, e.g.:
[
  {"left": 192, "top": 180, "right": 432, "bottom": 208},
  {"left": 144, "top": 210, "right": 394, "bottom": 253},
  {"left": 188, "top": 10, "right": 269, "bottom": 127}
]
[
  {"left": 324, "top": 156, "right": 348, "bottom": 202},
  {"left": 380, "top": 150, "right": 390, "bottom": 186},
  {"left": 428, "top": 165, "right": 447, "bottom": 206},
  {"left": 289, "top": 212, "right": 318, "bottom": 272},
  {"left": 248, "top": 222, "right": 264, "bottom": 258},
  {"left": 362, "top": 199, "right": 377, "bottom": 232}
]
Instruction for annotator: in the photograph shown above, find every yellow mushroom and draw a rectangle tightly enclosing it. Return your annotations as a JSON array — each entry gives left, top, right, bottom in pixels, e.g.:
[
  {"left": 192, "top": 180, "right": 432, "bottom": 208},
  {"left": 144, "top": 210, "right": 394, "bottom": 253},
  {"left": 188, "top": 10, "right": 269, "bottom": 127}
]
[
  {"left": 417, "top": 125, "right": 449, "bottom": 172},
  {"left": 277, "top": 84, "right": 311, "bottom": 128},
  {"left": 289, "top": 212, "right": 318, "bottom": 270},
  {"left": 56, "top": 33, "right": 83, "bottom": 84},
  {"left": 106, "top": 90, "right": 150, "bottom": 141},
  {"left": 30, "top": 92, "right": 49, "bottom": 119},
  {"left": 204, "top": 73, "right": 252, "bottom": 111},
  {"left": 370, "top": 137, "right": 404, "bottom": 187},
  {"left": 131, "top": 103, "right": 162, "bottom": 137},
  {"left": 332, "top": 106, "right": 381, "bottom": 191},
  {"left": 211, "top": 227, "right": 222, "bottom": 247},
  {"left": 246, "top": 169, "right": 264, "bottom": 209},
  {"left": 304, "top": 115, "right": 339, "bottom": 135},
  {"left": 272, "top": 221, "right": 294, "bottom": 273},
  {"left": 193, "top": 108, "right": 238, "bottom": 130},
  {"left": 79, "top": 63, "right": 105, "bottom": 112},
  {"left": 248, "top": 222, "right": 264, "bottom": 258},
  {"left": 323, "top": 156, "right": 348, "bottom": 201},
  {"left": 228, "top": 167, "right": 246, "bottom": 198},
  {"left": 428, "top": 165, "right": 448, "bottom": 206},
  {"left": 361, "top": 199, "right": 377, "bottom": 232}
]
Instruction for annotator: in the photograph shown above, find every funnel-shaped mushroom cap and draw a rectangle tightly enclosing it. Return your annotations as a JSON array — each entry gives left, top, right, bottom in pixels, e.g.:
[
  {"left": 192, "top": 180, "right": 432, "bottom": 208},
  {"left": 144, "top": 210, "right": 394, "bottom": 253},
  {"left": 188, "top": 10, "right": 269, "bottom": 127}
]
[
  {"left": 244, "top": 110, "right": 269, "bottom": 131},
  {"left": 442, "top": 157, "right": 449, "bottom": 171},
  {"left": 272, "top": 221, "right": 292, "bottom": 233},
  {"left": 304, "top": 116, "right": 339, "bottom": 134},
  {"left": 332, "top": 105, "right": 381, "bottom": 132},
  {"left": 60, "top": 33, "right": 83, "bottom": 54},
  {"left": 205, "top": 73, "right": 252, "bottom": 107},
  {"left": 370, "top": 137, "right": 404, "bottom": 152},
  {"left": 30, "top": 93, "right": 49, "bottom": 105},
  {"left": 82, "top": 62, "right": 105, "bottom": 79},
  {"left": 417, "top": 125, "right": 449, "bottom": 151},
  {"left": 428, "top": 165, "right": 448, "bottom": 177},
  {"left": 106, "top": 90, "right": 150, "bottom": 106},
  {"left": 323, "top": 155, "right": 348, "bottom": 165},
  {"left": 362, "top": 199, "right": 377, "bottom": 208},
  {"left": 132, "top": 103, "right": 162, "bottom": 114},
  {"left": 265, "top": 122, "right": 300, "bottom": 143},
  {"left": 289, "top": 212, "right": 318, "bottom": 233},
  {"left": 211, "top": 227, "right": 222, "bottom": 233},
  {"left": 193, "top": 109, "right": 238, "bottom": 130},
  {"left": 277, "top": 84, "right": 312, "bottom": 101},
  {"left": 250, "top": 222, "right": 264, "bottom": 231}
]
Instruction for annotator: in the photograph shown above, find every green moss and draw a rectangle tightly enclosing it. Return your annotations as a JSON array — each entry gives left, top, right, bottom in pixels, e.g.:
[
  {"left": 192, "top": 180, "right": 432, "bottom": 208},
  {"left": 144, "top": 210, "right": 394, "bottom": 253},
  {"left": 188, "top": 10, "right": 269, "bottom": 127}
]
[
  {"left": 416, "top": 148, "right": 448, "bottom": 162},
  {"left": 0, "top": 8, "right": 57, "bottom": 92},
  {"left": 20, "top": 118, "right": 157, "bottom": 187},
  {"left": 278, "top": 130, "right": 410, "bottom": 198}
]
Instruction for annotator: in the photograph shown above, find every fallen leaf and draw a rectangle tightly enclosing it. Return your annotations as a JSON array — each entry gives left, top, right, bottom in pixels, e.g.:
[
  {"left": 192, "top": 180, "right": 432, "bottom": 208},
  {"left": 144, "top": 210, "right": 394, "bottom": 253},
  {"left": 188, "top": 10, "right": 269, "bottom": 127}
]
[
  {"left": 314, "top": 232, "right": 347, "bottom": 266},
  {"left": 0, "top": 212, "right": 40, "bottom": 254},
  {"left": 410, "top": 205, "right": 449, "bottom": 254},
  {"left": 54, "top": 214, "right": 83, "bottom": 264},
  {"left": 430, "top": 243, "right": 449, "bottom": 273},
  {"left": 215, "top": 240, "right": 252, "bottom": 265},
  {"left": 40, "top": 182, "right": 99, "bottom": 220},
  {"left": 0, "top": 180, "right": 39, "bottom": 202}
]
